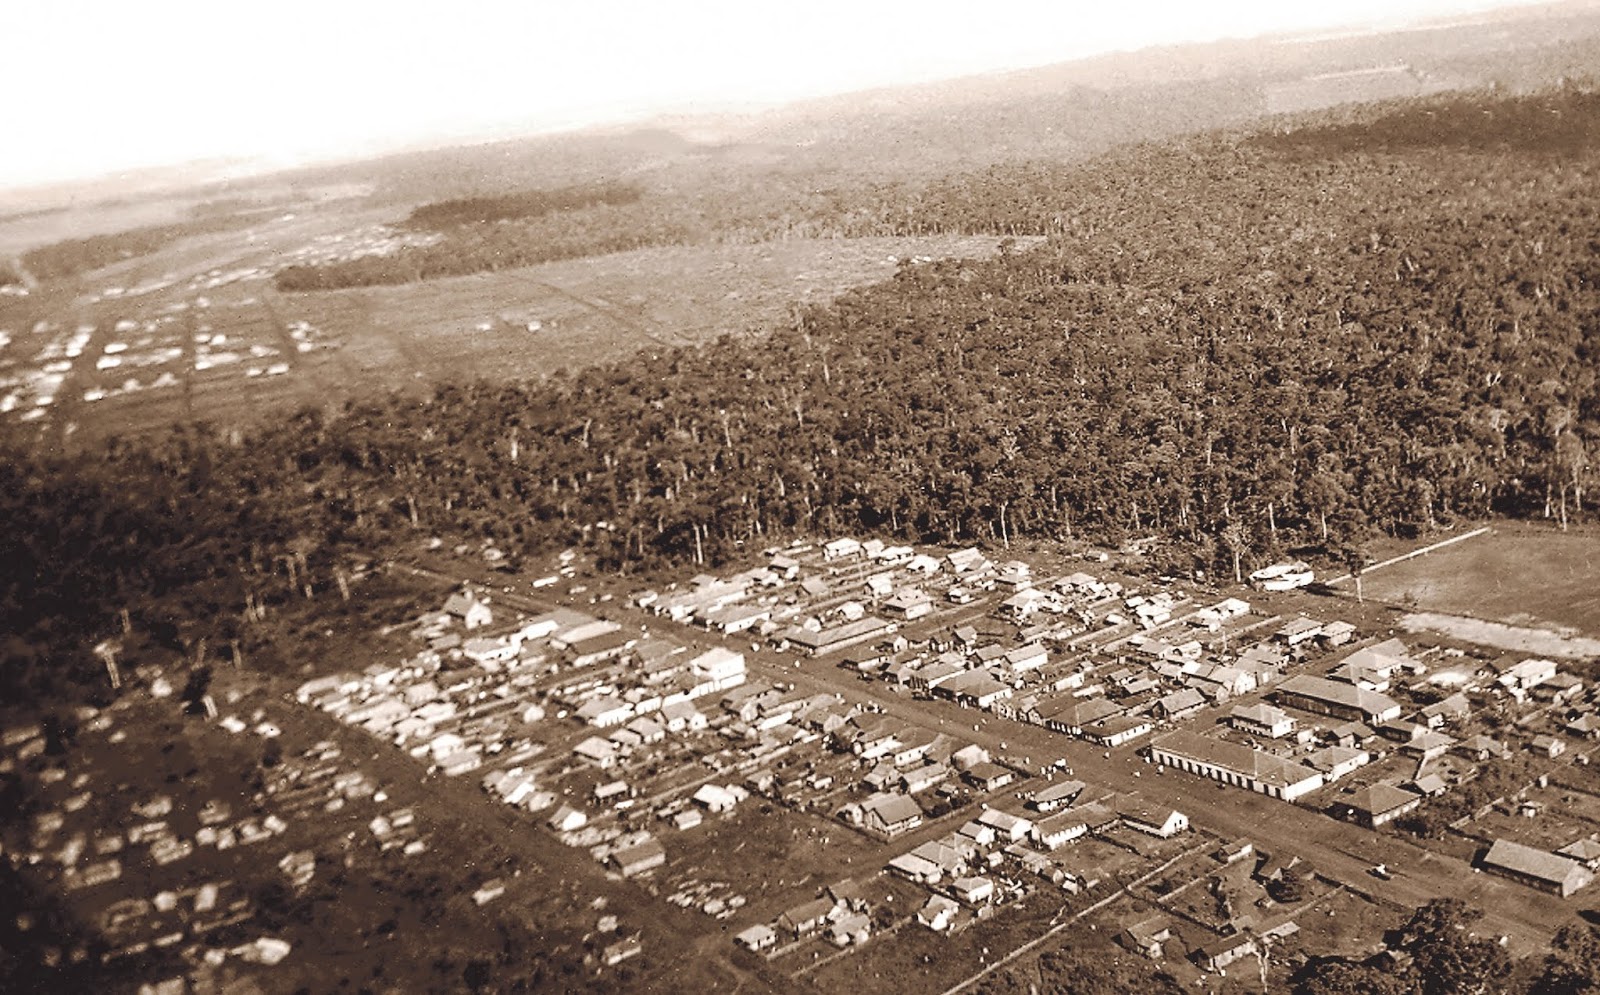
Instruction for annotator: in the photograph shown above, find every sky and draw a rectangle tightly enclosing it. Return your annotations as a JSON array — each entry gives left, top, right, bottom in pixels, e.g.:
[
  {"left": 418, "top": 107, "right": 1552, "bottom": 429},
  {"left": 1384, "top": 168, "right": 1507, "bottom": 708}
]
[{"left": 3, "top": 0, "right": 1553, "bottom": 191}]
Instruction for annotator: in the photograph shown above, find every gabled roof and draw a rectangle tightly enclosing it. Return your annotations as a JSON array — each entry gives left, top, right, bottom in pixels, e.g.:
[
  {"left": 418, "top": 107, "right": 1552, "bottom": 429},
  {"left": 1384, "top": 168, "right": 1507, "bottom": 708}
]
[
  {"left": 864, "top": 793, "right": 922, "bottom": 826},
  {"left": 1032, "top": 780, "right": 1087, "bottom": 805},
  {"left": 1346, "top": 782, "right": 1420, "bottom": 816},
  {"left": 1557, "top": 838, "right": 1600, "bottom": 862},
  {"left": 1483, "top": 838, "right": 1590, "bottom": 887}
]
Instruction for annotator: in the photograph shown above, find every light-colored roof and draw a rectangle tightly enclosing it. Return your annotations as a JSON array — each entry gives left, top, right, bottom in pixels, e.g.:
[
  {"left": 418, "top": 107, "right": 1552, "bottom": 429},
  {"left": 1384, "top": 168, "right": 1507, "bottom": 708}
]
[
  {"left": 1484, "top": 838, "right": 1589, "bottom": 886},
  {"left": 1151, "top": 731, "right": 1322, "bottom": 790}
]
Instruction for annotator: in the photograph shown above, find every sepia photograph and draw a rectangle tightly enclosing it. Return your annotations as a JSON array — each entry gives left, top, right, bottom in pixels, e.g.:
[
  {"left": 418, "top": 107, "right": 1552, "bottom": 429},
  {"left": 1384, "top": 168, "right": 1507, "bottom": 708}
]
[{"left": 5, "top": 1, "right": 1600, "bottom": 992}]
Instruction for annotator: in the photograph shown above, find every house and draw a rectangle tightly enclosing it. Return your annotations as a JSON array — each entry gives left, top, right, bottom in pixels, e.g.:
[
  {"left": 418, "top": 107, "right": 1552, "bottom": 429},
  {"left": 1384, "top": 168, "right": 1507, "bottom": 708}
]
[
  {"left": 548, "top": 805, "right": 588, "bottom": 832},
  {"left": 625, "top": 716, "right": 666, "bottom": 744},
  {"left": 1033, "top": 810, "right": 1089, "bottom": 850},
  {"left": 1340, "top": 783, "right": 1422, "bottom": 828},
  {"left": 1557, "top": 838, "right": 1600, "bottom": 871},
  {"left": 462, "top": 637, "right": 518, "bottom": 666},
  {"left": 1275, "top": 674, "right": 1402, "bottom": 725},
  {"left": 902, "top": 763, "right": 951, "bottom": 794},
  {"left": 951, "top": 743, "right": 991, "bottom": 770},
  {"left": 1275, "top": 617, "right": 1323, "bottom": 647},
  {"left": 659, "top": 700, "right": 707, "bottom": 734},
  {"left": 1303, "top": 746, "right": 1370, "bottom": 783},
  {"left": 941, "top": 672, "right": 1013, "bottom": 709},
  {"left": 611, "top": 838, "right": 667, "bottom": 878},
  {"left": 1117, "top": 801, "right": 1189, "bottom": 838},
  {"left": 1532, "top": 735, "right": 1567, "bottom": 759},
  {"left": 1567, "top": 714, "right": 1600, "bottom": 740},
  {"left": 889, "top": 852, "right": 945, "bottom": 885},
  {"left": 689, "top": 647, "right": 747, "bottom": 690},
  {"left": 1319, "top": 620, "right": 1357, "bottom": 647},
  {"left": 1499, "top": 658, "right": 1558, "bottom": 694},
  {"left": 1121, "top": 916, "right": 1174, "bottom": 959},
  {"left": 576, "top": 696, "right": 633, "bottom": 728},
  {"left": 827, "top": 878, "right": 871, "bottom": 912},
  {"left": 1028, "top": 779, "right": 1087, "bottom": 813},
  {"left": 1195, "top": 933, "right": 1260, "bottom": 972},
  {"left": 693, "top": 783, "right": 740, "bottom": 814},
  {"left": 946, "top": 548, "right": 988, "bottom": 574},
  {"left": 824, "top": 537, "right": 863, "bottom": 560},
  {"left": 1082, "top": 715, "right": 1154, "bottom": 748},
  {"left": 860, "top": 794, "right": 923, "bottom": 839},
  {"left": 734, "top": 924, "right": 778, "bottom": 952},
  {"left": 567, "top": 629, "right": 634, "bottom": 667},
  {"left": 778, "top": 897, "right": 839, "bottom": 938},
  {"left": 1420, "top": 693, "right": 1471, "bottom": 728},
  {"left": 828, "top": 912, "right": 872, "bottom": 947},
  {"left": 976, "top": 808, "right": 1035, "bottom": 843},
  {"left": 884, "top": 589, "right": 935, "bottom": 621},
  {"left": 911, "top": 839, "right": 977, "bottom": 874},
  {"left": 1401, "top": 730, "right": 1456, "bottom": 761},
  {"left": 864, "top": 572, "right": 896, "bottom": 598},
  {"left": 918, "top": 894, "right": 960, "bottom": 931},
  {"left": 1541, "top": 672, "right": 1586, "bottom": 704},
  {"left": 1328, "top": 721, "right": 1374, "bottom": 747},
  {"left": 1003, "top": 644, "right": 1049, "bottom": 675},
  {"left": 951, "top": 876, "right": 996, "bottom": 906},
  {"left": 702, "top": 603, "right": 771, "bottom": 636},
  {"left": 1410, "top": 773, "right": 1449, "bottom": 797},
  {"left": 1156, "top": 688, "right": 1207, "bottom": 721},
  {"left": 1481, "top": 839, "right": 1593, "bottom": 897},
  {"left": 443, "top": 591, "right": 493, "bottom": 630},
  {"left": 785, "top": 617, "right": 898, "bottom": 658},
  {"left": 573, "top": 736, "right": 619, "bottom": 768},
  {"left": 1036, "top": 696, "right": 1122, "bottom": 737},
  {"left": 1455, "top": 734, "right": 1509, "bottom": 761},
  {"left": 1229, "top": 704, "right": 1296, "bottom": 739}
]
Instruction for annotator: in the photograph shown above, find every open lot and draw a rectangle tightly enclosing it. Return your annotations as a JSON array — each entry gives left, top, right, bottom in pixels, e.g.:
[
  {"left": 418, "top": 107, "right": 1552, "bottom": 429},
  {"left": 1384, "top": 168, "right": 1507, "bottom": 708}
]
[{"left": 1359, "top": 523, "right": 1600, "bottom": 636}]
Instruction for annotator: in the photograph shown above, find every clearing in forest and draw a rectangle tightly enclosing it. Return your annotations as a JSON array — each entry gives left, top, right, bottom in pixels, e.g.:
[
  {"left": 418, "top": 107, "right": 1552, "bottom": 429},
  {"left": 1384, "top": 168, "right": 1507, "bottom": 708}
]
[{"left": 1358, "top": 523, "right": 1600, "bottom": 637}]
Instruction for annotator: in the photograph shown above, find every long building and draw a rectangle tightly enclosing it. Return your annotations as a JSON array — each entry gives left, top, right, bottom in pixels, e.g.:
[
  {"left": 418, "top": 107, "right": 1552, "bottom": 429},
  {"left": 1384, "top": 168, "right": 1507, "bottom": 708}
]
[
  {"left": 784, "top": 616, "right": 897, "bottom": 657},
  {"left": 1148, "top": 730, "right": 1325, "bottom": 801},
  {"left": 1275, "top": 674, "right": 1402, "bottom": 725},
  {"left": 1481, "top": 839, "right": 1593, "bottom": 897}
]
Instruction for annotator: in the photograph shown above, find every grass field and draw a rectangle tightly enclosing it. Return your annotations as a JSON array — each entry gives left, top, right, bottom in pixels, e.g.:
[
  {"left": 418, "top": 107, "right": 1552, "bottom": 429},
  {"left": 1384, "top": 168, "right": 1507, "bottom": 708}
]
[
  {"left": 280, "top": 234, "right": 1039, "bottom": 387},
  {"left": 1356, "top": 523, "right": 1600, "bottom": 636},
  {"left": 1, "top": 207, "right": 1034, "bottom": 451}
]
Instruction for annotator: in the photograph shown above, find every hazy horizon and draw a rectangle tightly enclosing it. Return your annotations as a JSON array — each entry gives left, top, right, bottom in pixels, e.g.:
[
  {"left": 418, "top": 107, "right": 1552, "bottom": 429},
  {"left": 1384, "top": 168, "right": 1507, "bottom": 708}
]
[{"left": 1, "top": 0, "right": 1565, "bottom": 196}]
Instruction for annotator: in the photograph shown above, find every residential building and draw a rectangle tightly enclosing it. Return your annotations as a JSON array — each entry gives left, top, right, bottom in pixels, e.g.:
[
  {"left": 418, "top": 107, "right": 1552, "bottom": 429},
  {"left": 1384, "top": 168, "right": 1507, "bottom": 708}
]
[
  {"left": 1118, "top": 801, "right": 1189, "bottom": 838},
  {"left": 1229, "top": 704, "right": 1296, "bottom": 739},
  {"left": 1339, "top": 783, "right": 1422, "bottom": 828}
]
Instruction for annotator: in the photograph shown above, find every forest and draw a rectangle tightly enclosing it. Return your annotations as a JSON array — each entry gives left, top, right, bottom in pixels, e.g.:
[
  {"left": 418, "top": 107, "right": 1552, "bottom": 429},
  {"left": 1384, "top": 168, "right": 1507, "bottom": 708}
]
[
  {"left": 4, "top": 85, "right": 1600, "bottom": 707},
  {"left": 402, "top": 180, "right": 644, "bottom": 229},
  {"left": 19, "top": 214, "right": 248, "bottom": 282}
]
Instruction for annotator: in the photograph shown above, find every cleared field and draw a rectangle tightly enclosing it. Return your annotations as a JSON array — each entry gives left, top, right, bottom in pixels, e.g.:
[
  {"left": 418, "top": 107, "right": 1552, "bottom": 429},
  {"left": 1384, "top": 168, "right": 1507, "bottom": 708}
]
[
  {"left": 4, "top": 226, "right": 1033, "bottom": 451},
  {"left": 1357, "top": 523, "right": 1600, "bottom": 637},
  {"left": 280, "top": 234, "right": 1038, "bottom": 389}
]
